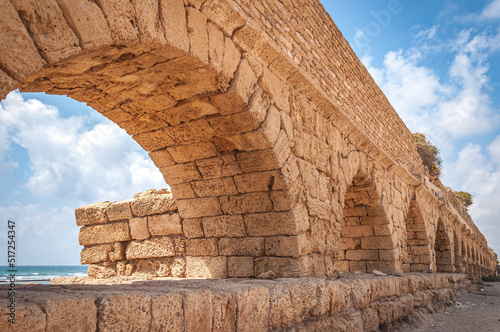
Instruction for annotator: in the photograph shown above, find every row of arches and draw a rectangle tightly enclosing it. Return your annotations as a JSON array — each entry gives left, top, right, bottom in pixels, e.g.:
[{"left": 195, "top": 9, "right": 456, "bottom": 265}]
[{"left": 336, "top": 170, "right": 494, "bottom": 279}]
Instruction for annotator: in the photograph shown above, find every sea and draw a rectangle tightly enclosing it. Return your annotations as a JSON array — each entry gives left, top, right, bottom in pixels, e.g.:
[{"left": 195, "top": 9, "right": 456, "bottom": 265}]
[{"left": 0, "top": 266, "right": 87, "bottom": 285}]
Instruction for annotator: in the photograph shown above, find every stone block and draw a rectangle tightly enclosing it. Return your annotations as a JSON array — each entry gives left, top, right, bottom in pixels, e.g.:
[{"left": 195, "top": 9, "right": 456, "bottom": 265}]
[
  {"left": 379, "top": 249, "right": 398, "bottom": 262},
  {"left": 81, "top": 244, "right": 112, "bottom": 264},
  {"left": 0, "top": 300, "right": 46, "bottom": 331},
  {"left": 201, "top": 0, "right": 246, "bottom": 36},
  {"left": 148, "top": 213, "right": 183, "bottom": 236},
  {"left": 409, "top": 245, "right": 430, "bottom": 256},
  {"left": 0, "top": 0, "right": 46, "bottom": 81},
  {"left": 160, "top": 0, "right": 189, "bottom": 52},
  {"left": 264, "top": 235, "right": 311, "bottom": 257},
  {"left": 211, "top": 290, "right": 237, "bottom": 331},
  {"left": 218, "top": 237, "right": 265, "bottom": 256},
  {"left": 183, "top": 290, "right": 213, "bottom": 332},
  {"left": 255, "top": 257, "right": 303, "bottom": 278},
  {"left": 182, "top": 218, "right": 204, "bottom": 238},
  {"left": 177, "top": 197, "right": 222, "bottom": 218},
  {"left": 361, "top": 236, "right": 395, "bottom": 250},
  {"left": 341, "top": 225, "right": 374, "bottom": 238},
  {"left": 97, "top": 293, "right": 151, "bottom": 331},
  {"left": 196, "top": 153, "right": 242, "bottom": 179},
  {"left": 148, "top": 149, "right": 176, "bottom": 168},
  {"left": 126, "top": 237, "right": 175, "bottom": 259},
  {"left": 94, "top": 0, "right": 138, "bottom": 44},
  {"left": 234, "top": 286, "right": 270, "bottom": 332},
  {"left": 130, "top": 190, "right": 177, "bottom": 217},
  {"left": 329, "top": 281, "right": 352, "bottom": 313},
  {"left": 131, "top": 0, "right": 166, "bottom": 43},
  {"left": 202, "top": 215, "right": 246, "bottom": 237},
  {"left": 129, "top": 217, "right": 150, "bottom": 240},
  {"left": 343, "top": 206, "right": 368, "bottom": 217},
  {"left": 374, "top": 224, "right": 392, "bottom": 236},
  {"left": 236, "top": 148, "right": 281, "bottom": 173},
  {"left": 261, "top": 67, "right": 290, "bottom": 112},
  {"left": 234, "top": 171, "right": 274, "bottom": 193},
  {"left": 11, "top": 0, "right": 81, "bottom": 63},
  {"left": 109, "top": 242, "right": 126, "bottom": 261},
  {"left": 87, "top": 263, "right": 117, "bottom": 278},
  {"left": 75, "top": 202, "right": 112, "bottom": 226},
  {"left": 191, "top": 177, "right": 239, "bottom": 197},
  {"left": 160, "top": 163, "right": 202, "bottom": 185},
  {"left": 367, "top": 261, "right": 397, "bottom": 274},
  {"left": 207, "top": 22, "right": 224, "bottom": 73},
  {"left": 339, "top": 238, "right": 358, "bottom": 250},
  {"left": 186, "top": 256, "right": 228, "bottom": 278},
  {"left": 288, "top": 280, "right": 318, "bottom": 324},
  {"left": 170, "top": 183, "right": 196, "bottom": 199},
  {"left": 349, "top": 261, "right": 367, "bottom": 272},
  {"left": 228, "top": 257, "right": 254, "bottom": 277},
  {"left": 106, "top": 200, "right": 133, "bottom": 221},
  {"left": 187, "top": 7, "right": 208, "bottom": 63},
  {"left": 167, "top": 142, "right": 217, "bottom": 163},
  {"left": 220, "top": 192, "right": 273, "bottom": 214},
  {"left": 186, "top": 238, "right": 218, "bottom": 256},
  {"left": 268, "top": 285, "right": 294, "bottom": 330},
  {"left": 244, "top": 206, "right": 310, "bottom": 236},
  {"left": 79, "top": 222, "right": 131, "bottom": 245},
  {"left": 151, "top": 293, "right": 184, "bottom": 332},
  {"left": 56, "top": 0, "right": 113, "bottom": 49},
  {"left": 271, "top": 187, "right": 302, "bottom": 212},
  {"left": 349, "top": 279, "right": 371, "bottom": 308},
  {"left": 346, "top": 250, "right": 379, "bottom": 261},
  {"left": 133, "top": 128, "right": 175, "bottom": 152},
  {"left": 362, "top": 308, "right": 379, "bottom": 332},
  {"left": 36, "top": 296, "right": 97, "bottom": 332},
  {"left": 207, "top": 111, "right": 260, "bottom": 136}
]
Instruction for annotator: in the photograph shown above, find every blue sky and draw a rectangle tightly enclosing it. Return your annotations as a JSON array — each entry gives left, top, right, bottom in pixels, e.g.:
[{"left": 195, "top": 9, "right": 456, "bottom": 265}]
[{"left": 1, "top": 0, "right": 499, "bottom": 265}]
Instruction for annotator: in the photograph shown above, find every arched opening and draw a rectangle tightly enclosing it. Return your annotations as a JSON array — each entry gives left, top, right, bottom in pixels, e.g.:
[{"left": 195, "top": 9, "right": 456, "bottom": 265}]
[
  {"left": 402, "top": 200, "right": 431, "bottom": 272},
  {"left": 0, "top": 90, "right": 166, "bottom": 267},
  {"left": 434, "top": 219, "right": 453, "bottom": 272},
  {"left": 337, "top": 173, "right": 398, "bottom": 274}
]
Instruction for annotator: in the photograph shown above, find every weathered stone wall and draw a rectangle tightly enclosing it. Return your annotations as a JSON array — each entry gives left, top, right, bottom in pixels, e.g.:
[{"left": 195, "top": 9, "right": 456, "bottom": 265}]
[
  {"left": 1, "top": 274, "right": 473, "bottom": 331},
  {"left": 0, "top": 0, "right": 496, "bottom": 278}
]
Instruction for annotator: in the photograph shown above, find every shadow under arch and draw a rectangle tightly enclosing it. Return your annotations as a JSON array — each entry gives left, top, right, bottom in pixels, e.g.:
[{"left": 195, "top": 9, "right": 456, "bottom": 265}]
[
  {"left": 434, "top": 218, "right": 453, "bottom": 272},
  {"left": 336, "top": 171, "right": 400, "bottom": 274},
  {"left": 402, "top": 200, "right": 431, "bottom": 272}
]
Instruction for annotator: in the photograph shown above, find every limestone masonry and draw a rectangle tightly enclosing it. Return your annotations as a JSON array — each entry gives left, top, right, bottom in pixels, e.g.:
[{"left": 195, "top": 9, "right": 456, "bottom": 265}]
[
  {"left": 0, "top": 0, "right": 495, "bottom": 280},
  {"left": 1, "top": 0, "right": 497, "bottom": 330},
  {"left": 1, "top": 273, "right": 473, "bottom": 331}
]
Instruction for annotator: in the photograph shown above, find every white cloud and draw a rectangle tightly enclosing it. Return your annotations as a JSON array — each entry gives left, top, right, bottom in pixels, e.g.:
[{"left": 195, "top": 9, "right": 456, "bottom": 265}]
[
  {"left": 458, "top": 0, "right": 500, "bottom": 22},
  {"left": 0, "top": 91, "right": 166, "bottom": 205},
  {"left": 489, "top": 135, "right": 500, "bottom": 164},
  {"left": 481, "top": 0, "right": 500, "bottom": 20},
  {"left": 363, "top": 27, "right": 500, "bottom": 162},
  {"left": 443, "top": 141, "right": 500, "bottom": 255},
  {"left": 0, "top": 204, "right": 81, "bottom": 265}
]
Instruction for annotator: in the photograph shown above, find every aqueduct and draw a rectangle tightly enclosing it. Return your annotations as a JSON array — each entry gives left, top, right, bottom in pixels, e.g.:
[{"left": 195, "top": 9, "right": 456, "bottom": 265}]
[{"left": 0, "top": 0, "right": 496, "bottom": 281}]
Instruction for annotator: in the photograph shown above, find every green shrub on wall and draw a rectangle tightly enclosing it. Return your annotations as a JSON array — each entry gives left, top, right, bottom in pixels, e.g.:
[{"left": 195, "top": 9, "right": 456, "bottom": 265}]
[
  {"left": 413, "top": 133, "right": 442, "bottom": 177},
  {"left": 453, "top": 191, "right": 474, "bottom": 208}
]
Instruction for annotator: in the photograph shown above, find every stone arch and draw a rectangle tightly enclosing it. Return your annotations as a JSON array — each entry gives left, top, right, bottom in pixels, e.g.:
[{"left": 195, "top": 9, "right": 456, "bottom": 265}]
[
  {"left": 337, "top": 172, "right": 399, "bottom": 274},
  {"left": 1, "top": 0, "right": 310, "bottom": 278},
  {"left": 402, "top": 200, "right": 431, "bottom": 272},
  {"left": 434, "top": 218, "right": 453, "bottom": 272}
]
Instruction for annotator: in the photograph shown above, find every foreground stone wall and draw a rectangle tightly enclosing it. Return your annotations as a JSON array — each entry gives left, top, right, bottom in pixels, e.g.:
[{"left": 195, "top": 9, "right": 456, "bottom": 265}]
[
  {"left": 0, "top": 274, "right": 472, "bottom": 331},
  {"left": 0, "top": 0, "right": 496, "bottom": 277}
]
